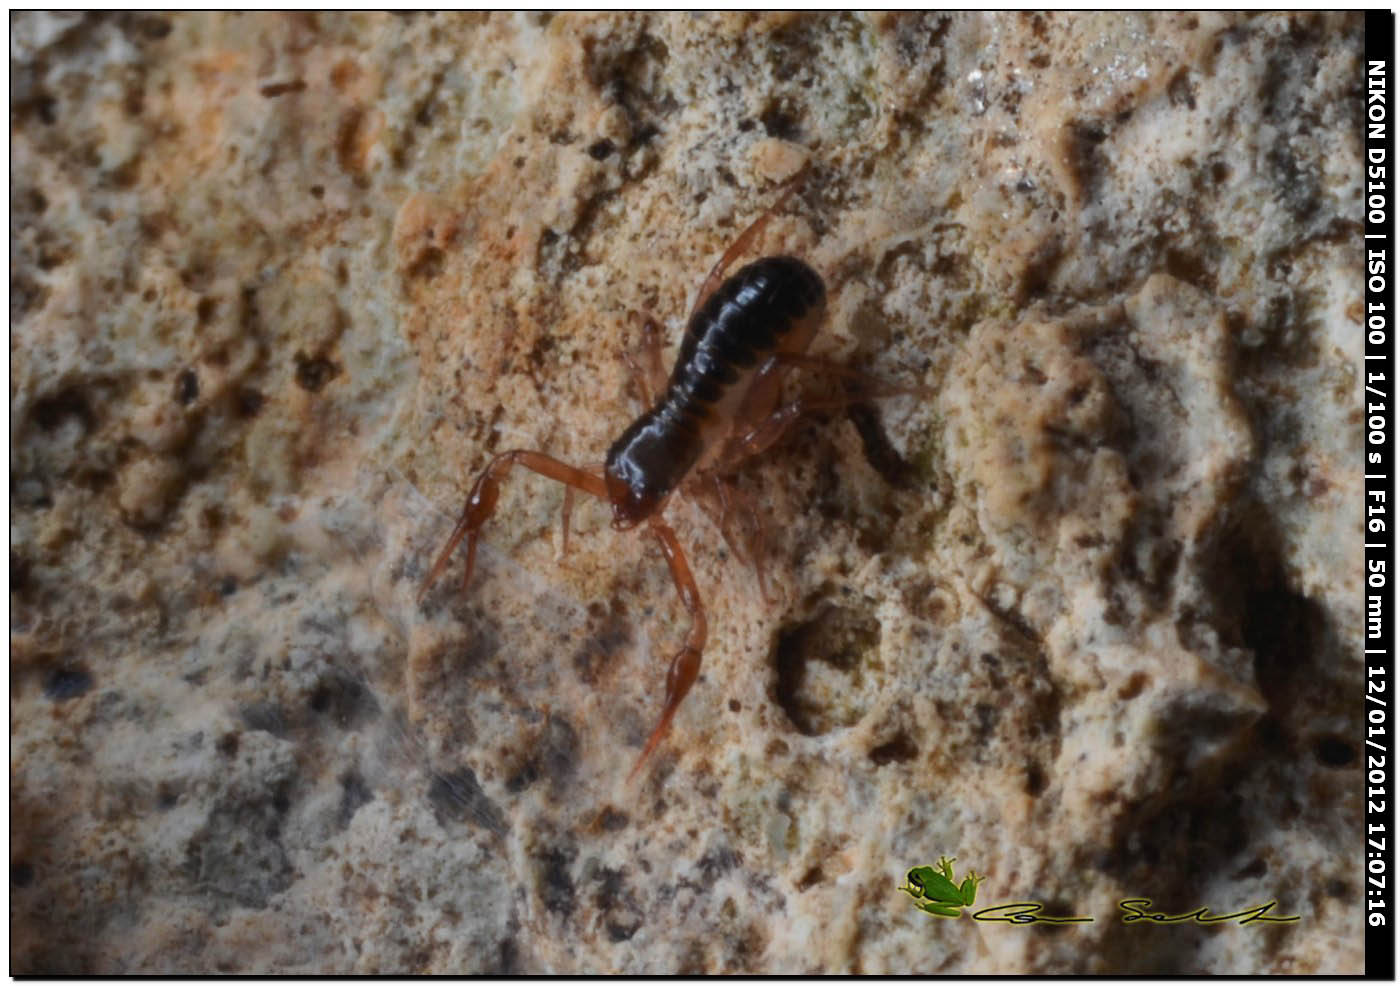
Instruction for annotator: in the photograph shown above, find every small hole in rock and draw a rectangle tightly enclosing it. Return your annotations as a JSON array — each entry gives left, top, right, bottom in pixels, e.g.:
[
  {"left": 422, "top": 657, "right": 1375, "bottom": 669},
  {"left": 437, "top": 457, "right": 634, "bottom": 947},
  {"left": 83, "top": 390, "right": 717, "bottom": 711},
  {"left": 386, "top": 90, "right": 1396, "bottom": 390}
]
[
  {"left": 294, "top": 352, "right": 340, "bottom": 393},
  {"left": 31, "top": 388, "right": 95, "bottom": 433},
  {"left": 1234, "top": 857, "right": 1268, "bottom": 879},
  {"left": 11, "top": 862, "right": 34, "bottom": 888},
  {"left": 235, "top": 388, "right": 265, "bottom": 417},
  {"left": 868, "top": 732, "right": 918, "bottom": 766},
  {"left": 1313, "top": 734, "right": 1357, "bottom": 768},
  {"left": 773, "top": 605, "right": 881, "bottom": 736},
  {"left": 1025, "top": 760, "right": 1047, "bottom": 796},
  {"left": 135, "top": 14, "right": 172, "bottom": 39},
  {"left": 175, "top": 369, "right": 199, "bottom": 405},
  {"left": 12, "top": 551, "right": 31, "bottom": 595}
]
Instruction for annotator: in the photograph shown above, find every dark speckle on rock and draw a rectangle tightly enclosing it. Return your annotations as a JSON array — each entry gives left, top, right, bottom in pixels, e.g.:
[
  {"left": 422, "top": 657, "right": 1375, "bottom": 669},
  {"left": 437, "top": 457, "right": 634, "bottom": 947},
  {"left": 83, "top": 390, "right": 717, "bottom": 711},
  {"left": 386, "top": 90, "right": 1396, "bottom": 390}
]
[
  {"left": 11, "top": 550, "right": 31, "bottom": 595},
  {"left": 308, "top": 672, "right": 380, "bottom": 730},
  {"left": 240, "top": 702, "right": 288, "bottom": 737},
  {"left": 11, "top": 861, "right": 35, "bottom": 888},
  {"left": 43, "top": 667, "right": 93, "bottom": 702},
  {"left": 234, "top": 387, "right": 264, "bottom": 417},
  {"left": 597, "top": 806, "right": 629, "bottom": 831},
  {"left": 337, "top": 771, "right": 373, "bottom": 829},
  {"left": 185, "top": 796, "right": 294, "bottom": 908},
  {"left": 428, "top": 767, "right": 506, "bottom": 835},
  {"left": 175, "top": 368, "right": 199, "bottom": 404},
  {"left": 606, "top": 920, "right": 640, "bottom": 943},
  {"left": 294, "top": 351, "right": 340, "bottom": 392},
  {"left": 536, "top": 846, "right": 577, "bottom": 919},
  {"left": 696, "top": 845, "right": 739, "bottom": 881}
]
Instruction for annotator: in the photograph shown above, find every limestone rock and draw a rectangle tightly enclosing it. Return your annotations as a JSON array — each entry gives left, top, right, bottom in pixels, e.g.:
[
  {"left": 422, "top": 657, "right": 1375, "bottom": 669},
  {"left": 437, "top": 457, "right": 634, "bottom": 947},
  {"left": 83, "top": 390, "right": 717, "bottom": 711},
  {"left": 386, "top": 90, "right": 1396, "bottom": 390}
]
[{"left": 11, "top": 12, "right": 1363, "bottom": 973}]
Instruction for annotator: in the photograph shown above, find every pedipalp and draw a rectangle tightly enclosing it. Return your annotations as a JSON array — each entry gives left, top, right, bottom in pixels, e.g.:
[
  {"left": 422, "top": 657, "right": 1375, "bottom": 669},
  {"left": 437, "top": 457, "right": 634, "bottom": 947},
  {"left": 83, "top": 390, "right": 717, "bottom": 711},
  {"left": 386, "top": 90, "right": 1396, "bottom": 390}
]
[{"left": 419, "top": 450, "right": 608, "bottom": 601}]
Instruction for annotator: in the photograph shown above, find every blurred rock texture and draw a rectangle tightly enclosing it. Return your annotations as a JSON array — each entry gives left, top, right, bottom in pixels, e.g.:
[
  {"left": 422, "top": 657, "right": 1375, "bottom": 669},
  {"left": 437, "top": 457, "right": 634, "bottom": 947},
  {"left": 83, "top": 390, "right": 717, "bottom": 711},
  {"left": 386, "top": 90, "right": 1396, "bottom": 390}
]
[{"left": 10, "top": 11, "right": 1363, "bottom": 973}]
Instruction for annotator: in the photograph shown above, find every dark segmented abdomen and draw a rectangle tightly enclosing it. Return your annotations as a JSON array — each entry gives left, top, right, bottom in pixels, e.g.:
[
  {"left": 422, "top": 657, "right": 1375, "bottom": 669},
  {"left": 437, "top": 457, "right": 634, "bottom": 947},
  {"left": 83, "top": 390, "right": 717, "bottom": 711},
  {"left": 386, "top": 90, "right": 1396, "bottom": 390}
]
[
  {"left": 660, "top": 256, "right": 825, "bottom": 471},
  {"left": 669, "top": 256, "right": 826, "bottom": 404},
  {"left": 603, "top": 257, "right": 826, "bottom": 523}
]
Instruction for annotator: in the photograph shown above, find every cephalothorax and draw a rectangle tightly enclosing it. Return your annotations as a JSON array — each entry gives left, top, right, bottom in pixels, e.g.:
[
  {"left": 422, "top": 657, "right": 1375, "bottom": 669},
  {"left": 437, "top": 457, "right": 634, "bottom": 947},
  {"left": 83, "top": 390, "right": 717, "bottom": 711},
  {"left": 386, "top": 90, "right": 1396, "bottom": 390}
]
[{"left": 421, "top": 176, "right": 915, "bottom": 779}]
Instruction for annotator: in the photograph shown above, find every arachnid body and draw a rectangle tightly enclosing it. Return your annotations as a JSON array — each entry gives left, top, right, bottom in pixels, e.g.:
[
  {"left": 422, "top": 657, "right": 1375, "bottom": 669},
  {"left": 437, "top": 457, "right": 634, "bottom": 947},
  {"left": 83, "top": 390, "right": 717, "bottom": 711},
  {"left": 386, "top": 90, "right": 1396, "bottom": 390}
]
[{"left": 422, "top": 179, "right": 915, "bottom": 780}]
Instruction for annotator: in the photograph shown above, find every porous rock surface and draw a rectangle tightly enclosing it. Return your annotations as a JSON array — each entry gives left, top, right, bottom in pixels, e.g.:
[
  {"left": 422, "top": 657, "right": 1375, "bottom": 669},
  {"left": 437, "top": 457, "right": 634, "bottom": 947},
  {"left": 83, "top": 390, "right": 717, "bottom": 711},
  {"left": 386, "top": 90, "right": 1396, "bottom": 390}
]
[{"left": 10, "top": 11, "right": 1364, "bottom": 973}]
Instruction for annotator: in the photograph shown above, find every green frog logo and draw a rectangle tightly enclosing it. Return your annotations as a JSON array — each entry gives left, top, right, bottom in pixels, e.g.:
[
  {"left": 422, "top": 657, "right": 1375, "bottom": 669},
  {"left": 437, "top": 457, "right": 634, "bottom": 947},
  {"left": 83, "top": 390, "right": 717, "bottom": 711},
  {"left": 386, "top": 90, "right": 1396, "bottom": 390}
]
[{"left": 898, "top": 856, "right": 985, "bottom": 918}]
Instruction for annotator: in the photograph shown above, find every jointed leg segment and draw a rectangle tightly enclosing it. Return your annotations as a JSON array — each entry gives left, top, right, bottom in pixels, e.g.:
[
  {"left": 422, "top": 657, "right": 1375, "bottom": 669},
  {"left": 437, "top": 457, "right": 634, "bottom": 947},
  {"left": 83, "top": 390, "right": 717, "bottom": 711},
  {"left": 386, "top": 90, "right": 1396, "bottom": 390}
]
[
  {"left": 623, "top": 313, "right": 668, "bottom": 408},
  {"left": 421, "top": 448, "right": 710, "bottom": 783},
  {"left": 722, "top": 353, "right": 932, "bottom": 466},
  {"left": 688, "top": 173, "right": 804, "bottom": 321},
  {"left": 628, "top": 517, "right": 708, "bottom": 782},
  {"left": 419, "top": 450, "right": 608, "bottom": 601},
  {"left": 702, "top": 473, "right": 773, "bottom": 605}
]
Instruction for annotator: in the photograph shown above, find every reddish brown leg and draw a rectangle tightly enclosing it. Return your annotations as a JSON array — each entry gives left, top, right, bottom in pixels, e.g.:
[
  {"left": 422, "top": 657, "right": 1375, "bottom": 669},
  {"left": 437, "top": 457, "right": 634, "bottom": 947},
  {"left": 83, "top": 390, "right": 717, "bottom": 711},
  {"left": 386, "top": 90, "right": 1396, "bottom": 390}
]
[
  {"left": 705, "top": 473, "right": 742, "bottom": 560},
  {"left": 700, "top": 472, "right": 774, "bottom": 605},
  {"left": 688, "top": 172, "right": 805, "bottom": 322},
  {"left": 640, "top": 316, "right": 666, "bottom": 401},
  {"left": 420, "top": 450, "right": 609, "bottom": 601},
  {"left": 723, "top": 480, "right": 773, "bottom": 604},
  {"left": 628, "top": 517, "right": 708, "bottom": 782},
  {"left": 721, "top": 393, "right": 864, "bottom": 468},
  {"left": 623, "top": 314, "right": 668, "bottom": 408},
  {"left": 718, "top": 355, "right": 931, "bottom": 469},
  {"left": 559, "top": 461, "right": 605, "bottom": 557},
  {"left": 560, "top": 486, "right": 575, "bottom": 557}
]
